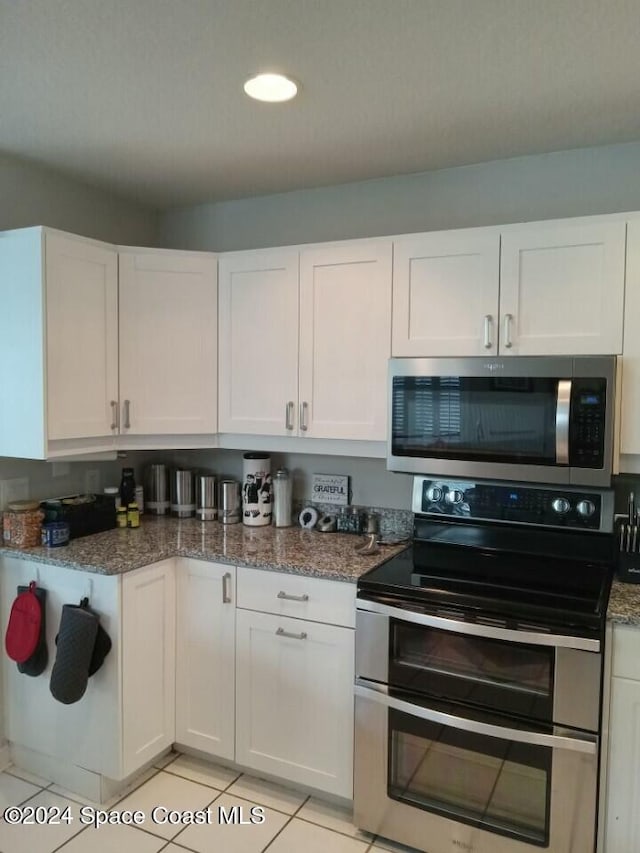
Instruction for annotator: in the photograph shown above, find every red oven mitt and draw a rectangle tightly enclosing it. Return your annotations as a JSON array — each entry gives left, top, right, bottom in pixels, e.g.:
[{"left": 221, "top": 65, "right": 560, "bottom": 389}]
[{"left": 5, "top": 581, "right": 42, "bottom": 664}]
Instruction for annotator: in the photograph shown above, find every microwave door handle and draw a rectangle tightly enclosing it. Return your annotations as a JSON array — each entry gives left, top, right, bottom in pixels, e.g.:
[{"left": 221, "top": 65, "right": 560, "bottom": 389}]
[
  {"left": 355, "top": 681, "right": 597, "bottom": 756},
  {"left": 556, "top": 380, "right": 572, "bottom": 465}
]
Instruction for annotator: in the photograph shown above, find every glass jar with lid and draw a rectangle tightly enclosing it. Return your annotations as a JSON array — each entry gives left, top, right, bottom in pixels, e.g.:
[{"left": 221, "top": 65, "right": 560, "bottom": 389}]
[{"left": 2, "top": 500, "right": 44, "bottom": 548}]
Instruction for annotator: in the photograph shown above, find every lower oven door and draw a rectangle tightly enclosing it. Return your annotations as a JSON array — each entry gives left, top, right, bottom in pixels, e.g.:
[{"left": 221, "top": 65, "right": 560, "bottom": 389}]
[{"left": 354, "top": 682, "right": 598, "bottom": 853}]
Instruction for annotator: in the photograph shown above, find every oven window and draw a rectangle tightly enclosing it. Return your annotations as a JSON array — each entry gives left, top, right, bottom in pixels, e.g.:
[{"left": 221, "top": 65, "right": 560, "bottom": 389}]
[
  {"left": 388, "top": 708, "right": 551, "bottom": 846},
  {"left": 391, "top": 375, "right": 559, "bottom": 465},
  {"left": 390, "top": 622, "right": 554, "bottom": 722}
]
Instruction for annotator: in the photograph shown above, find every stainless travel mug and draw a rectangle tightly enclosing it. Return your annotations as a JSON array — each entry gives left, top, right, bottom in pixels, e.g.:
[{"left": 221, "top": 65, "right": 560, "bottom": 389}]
[
  {"left": 196, "top": 474, "right": 217, "bottom": 521},
  {"left": 219, "top": 479, "right": 241, "bottom": 524}
]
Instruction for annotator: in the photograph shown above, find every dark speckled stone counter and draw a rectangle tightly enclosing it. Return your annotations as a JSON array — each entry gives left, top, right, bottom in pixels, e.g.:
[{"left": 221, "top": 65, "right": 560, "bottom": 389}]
[
  {"left": 0, "top": 517, "right": 408, "bottom": 582},
  {"left": 607, "top": 579, "right": 640, "bottom": 625}
]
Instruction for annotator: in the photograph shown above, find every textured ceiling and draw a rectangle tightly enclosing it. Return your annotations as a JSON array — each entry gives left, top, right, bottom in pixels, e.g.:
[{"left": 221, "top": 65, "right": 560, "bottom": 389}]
[{"left": 2, "top": 0, "right": 640, "bottom": 207}]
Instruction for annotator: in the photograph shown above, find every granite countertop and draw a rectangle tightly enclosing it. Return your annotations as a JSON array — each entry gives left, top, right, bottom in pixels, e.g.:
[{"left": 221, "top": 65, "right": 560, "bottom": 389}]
[
  {"left": 0, "top": 517, "right": 408, "bottom": 582},
  {"left": 607, "top": 579, "right": 640, "bottom": 625}
]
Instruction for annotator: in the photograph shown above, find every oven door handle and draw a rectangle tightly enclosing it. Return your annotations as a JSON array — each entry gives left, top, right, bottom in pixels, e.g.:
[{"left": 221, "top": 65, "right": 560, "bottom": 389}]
[
  {"left": 355, "top": 681, "right": 597, "bottom": 755},
  {"left": 357, "top": 599, "right": 600, "bottom": 652},
  {"left": 555, "top": 379, "right": 572, "bottom": 465}
]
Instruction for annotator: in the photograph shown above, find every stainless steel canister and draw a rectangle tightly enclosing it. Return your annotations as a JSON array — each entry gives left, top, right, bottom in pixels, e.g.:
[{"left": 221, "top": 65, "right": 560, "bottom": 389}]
[
  {"left": 145, "top": 464, "right": 169, "bottom": 515},
  {"left": 219, "top": 479, "right": 240, "bottom": 524},
  {"left": 196, "top": 474, "right": 217, "bottom": 521},
  {"left": 171, "top": 469, "right": 195, "bottom": 518},
  {"left": 272, "top": 468, "right": 292, "bottom": 527}
]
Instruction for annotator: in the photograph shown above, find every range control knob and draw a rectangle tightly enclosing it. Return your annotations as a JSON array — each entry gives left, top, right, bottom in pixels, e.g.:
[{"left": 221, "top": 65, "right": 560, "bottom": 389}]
[
  {"left": 576, "top": 499, "right": 596, "bottom": 518},
  {"left": 426, "top": 485, "right": 443, "bottom": 503},
  {"left": 551, "top": 497, "right": 571, "bottom": 515},
  {"left": 445, "top": 489, "right": 465, "bottom": 505}
]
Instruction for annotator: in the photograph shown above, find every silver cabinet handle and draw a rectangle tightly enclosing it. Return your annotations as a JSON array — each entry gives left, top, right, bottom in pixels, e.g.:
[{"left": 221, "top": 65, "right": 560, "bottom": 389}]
[
  {"left": 110, "top": 400, "right": 119, "bottom": 431},
  {"left": 503, "top": 313, "right": 513, "bottom": 349},
  {"left": 222, "top": 572, "right": 232, "bottom": 604},
  {"left": 483, "top": 315, "right": 493, "bottom": 349},
  {"left": 276, "top": 627, "right": 307, "bottom": 640},
  {"left": 285, "top": 401, "right": 295, "bottom": 431},
  {"left": 355, "top": 681, "right": 597, "bottom": 755},
  {"left": 300, "top": 401, "right": 309, "bottom": 432},
  {"left": 123, "top": 399, "right": 131, "bottom": 429},
  {"left": 277, "top": 591, "right": 309, "bottom": 602}
]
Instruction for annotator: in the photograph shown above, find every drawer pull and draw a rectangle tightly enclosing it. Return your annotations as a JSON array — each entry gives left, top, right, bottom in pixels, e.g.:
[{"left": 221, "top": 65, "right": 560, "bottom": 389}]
[
  {"left": 277, "top": 591, "right": 309, "bottom": 602},
  {"left": 276, "top": 627, "right": 307, "bottom": 641}
]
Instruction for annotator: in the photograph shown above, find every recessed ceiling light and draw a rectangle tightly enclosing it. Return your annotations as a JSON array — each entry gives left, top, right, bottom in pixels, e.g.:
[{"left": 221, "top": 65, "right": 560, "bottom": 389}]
[{"left": 243, "top": 73, "right": 298, "bottom": 103}]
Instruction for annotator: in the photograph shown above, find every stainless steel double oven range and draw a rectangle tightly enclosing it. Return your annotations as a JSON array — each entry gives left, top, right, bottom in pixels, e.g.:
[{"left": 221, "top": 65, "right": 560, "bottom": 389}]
[{"left": 354, "top": 356, "right": 617, "bottom": 853}]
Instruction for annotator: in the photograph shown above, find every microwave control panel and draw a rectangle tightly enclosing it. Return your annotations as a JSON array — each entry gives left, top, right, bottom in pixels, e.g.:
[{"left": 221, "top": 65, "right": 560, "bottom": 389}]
[
  {"left": 569, "top": 378, "right": 607, "bottom": 468},
  {"left": 413, "top": 478, "right": 612, "bottom": 531}
]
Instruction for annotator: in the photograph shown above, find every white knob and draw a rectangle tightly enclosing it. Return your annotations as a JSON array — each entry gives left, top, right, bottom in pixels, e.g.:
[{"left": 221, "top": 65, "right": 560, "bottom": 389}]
[
  {"left": 445, "top": 489, "right": 465, "bottom": 505},
  {"left": 576, "top": 500, "right": 596, "bottom": 518},
  {"left": 426, "top": 486, "right": 443, "bottom": 503},
  {"left": 552, "top": 497, "right": 571, "bottom": 515}
]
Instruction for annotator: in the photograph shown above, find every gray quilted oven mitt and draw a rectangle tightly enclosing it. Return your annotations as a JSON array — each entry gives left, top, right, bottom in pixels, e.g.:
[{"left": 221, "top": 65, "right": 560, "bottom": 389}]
[{"left": 50, "top": 603, "right": 99, "bottom": 704}]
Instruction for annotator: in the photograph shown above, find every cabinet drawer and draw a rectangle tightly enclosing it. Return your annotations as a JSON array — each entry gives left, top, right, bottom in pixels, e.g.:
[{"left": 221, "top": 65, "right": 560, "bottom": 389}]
[
  {"left": 237, "top": 566, "right": 356, "bottom": 628},
  {"left": 612, "top": 623, "right": 640, "bottom": 680}
]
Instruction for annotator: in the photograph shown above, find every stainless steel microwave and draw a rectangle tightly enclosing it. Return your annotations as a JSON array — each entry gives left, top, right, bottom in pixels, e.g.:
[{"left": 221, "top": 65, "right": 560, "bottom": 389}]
[{"left": 388, "top": 356, "right": 616, "bottom": 487}]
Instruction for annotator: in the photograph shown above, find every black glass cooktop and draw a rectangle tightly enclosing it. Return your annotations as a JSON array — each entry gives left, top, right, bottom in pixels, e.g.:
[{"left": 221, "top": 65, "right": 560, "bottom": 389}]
[{"left": 359, "top": 520, "right": 614, "bottom": 635}]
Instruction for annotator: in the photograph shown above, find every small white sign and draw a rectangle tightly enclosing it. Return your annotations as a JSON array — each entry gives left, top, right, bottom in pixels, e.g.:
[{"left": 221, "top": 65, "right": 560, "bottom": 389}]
[{"left": 312, "top": 474, "right": 350, "bottom": 505}]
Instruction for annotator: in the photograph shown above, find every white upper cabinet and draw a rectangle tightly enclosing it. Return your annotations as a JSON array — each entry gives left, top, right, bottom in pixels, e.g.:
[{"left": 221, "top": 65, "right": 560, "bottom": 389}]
[
  {"left": 46, "top": 232, "right": 119, "bottom": 441},
  {"left": 219, "top": 239, "right": 392, "bottom": 441},
  {"left": 299, "top": 240, "right": 392, "bottom": 440},
  {"left": 218, "top": 249, "right": 299, "bottom": 435},
  {"left": 392, "top": 230, "right": 500, "bottom": 357},
  {"left": 621, "top": 220, "right": 640, "bottom": 457},
  {"left": 500, "top": 220, "right": 626, "bottom": 355},
  {"left": 119, "top": 249, "right": 217, "bottom": 435}
]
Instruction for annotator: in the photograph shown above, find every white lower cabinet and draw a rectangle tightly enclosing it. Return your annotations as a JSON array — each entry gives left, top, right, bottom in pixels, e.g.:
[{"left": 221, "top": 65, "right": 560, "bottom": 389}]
[
  {"left": 235, "top": 608, "right": 354, "bottom": 798},
  {"left": 1, "top": 557, "right": 177, "bottom": 786},
  {"left": 235, "top": 566, "right": 355, "bottom": 798},
  {"left": 175, "top": 558, "right": 235, "bottom": 760},
  {"left": 121, "top": 559, "right": 176, "bottom": 776},
  {"left": 603, "top": 624, "right": 640, "bottom": 851}
]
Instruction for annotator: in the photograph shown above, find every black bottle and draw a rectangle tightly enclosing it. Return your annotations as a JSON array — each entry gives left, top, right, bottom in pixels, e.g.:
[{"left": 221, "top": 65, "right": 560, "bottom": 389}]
[{"left": 119, "top": 467, "right": 136, "bottom": 508}]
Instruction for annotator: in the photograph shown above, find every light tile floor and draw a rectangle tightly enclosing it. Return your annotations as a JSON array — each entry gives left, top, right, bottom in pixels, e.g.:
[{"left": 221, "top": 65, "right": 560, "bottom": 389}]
[{"left": 0, "top": 753, "right": 423, "bottom": 853}]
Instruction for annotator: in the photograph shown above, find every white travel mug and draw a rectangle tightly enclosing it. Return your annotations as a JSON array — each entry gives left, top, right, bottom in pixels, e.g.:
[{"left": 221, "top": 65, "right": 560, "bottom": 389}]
[{"left": 242, "top": 453, "right": 272, "bottom": 526}]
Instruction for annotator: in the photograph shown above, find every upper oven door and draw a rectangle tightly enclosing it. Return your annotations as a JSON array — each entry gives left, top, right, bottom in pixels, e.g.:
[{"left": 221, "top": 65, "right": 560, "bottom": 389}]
[{"left": 387, "top": 356, "right": 615, "bottom": 487}]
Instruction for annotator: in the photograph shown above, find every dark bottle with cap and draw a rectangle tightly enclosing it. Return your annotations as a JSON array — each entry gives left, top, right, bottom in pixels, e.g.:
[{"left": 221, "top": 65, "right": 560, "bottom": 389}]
[{"left": 120, "top": 467, "right": 136, "bottom": 508}]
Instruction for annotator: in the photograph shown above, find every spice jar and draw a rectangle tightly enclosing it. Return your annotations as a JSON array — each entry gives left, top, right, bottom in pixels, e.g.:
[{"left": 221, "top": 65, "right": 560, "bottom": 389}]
[{"left": 2, "top": 501, "right": 44, "bottom": 548}]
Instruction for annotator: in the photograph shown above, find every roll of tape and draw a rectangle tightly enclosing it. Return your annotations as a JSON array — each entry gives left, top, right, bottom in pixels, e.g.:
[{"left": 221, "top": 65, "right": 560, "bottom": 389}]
[{"left": 298, "top": 506, "right": 319, "bottom": 529}]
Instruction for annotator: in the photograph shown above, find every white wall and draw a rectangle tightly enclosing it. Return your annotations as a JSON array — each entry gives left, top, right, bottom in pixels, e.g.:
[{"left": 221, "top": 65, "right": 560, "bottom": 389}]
[
  {"left": 0, "top": 152, "right": 159, "bottom": 246},
  {"left": 160, "top": 141, "right": 640, "bottom": 251}
]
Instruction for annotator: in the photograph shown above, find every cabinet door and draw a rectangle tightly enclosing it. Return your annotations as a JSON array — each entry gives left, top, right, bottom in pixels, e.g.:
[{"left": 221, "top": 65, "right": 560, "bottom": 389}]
[
  {"left": 500, "top": 220, "right": 626, "bottom": 355},
  {"left": 119, "top": 250, "right": 217, "bottom": 435},
  {"left": 175, "top": 559, "right": 235, "bottom": 760},
  {"left": 604, "top": 676, "right": 640, "bottom": 851},
  {"left": 236, "top": 608, "right": 354, "bottom": 798},
  {"left": 45, "top": 232, "right": 119, "bottom": 440},
  {"left": 299, "top": 240, "right": 392, "bottom": 440},
  {"left": 122, "top": 560, "right": 176, "bottom": 776},
  {"left": 621, "top": 220, "right": 640, "bottom": 455},
  {"left": 218, "top": 250, "right": 299, "bottom": 435},
  {"left": 392, "top": 230, "right": 500, "bottom": 357}
]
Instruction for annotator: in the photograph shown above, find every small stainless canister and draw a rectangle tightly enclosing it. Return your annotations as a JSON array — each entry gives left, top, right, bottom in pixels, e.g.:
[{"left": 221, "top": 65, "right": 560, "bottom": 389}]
[
  {"left": 196, "top": 474, "right": 217, "bottom": 521},
  {"left": 219, "top": 479, "right": 241, "bottom": 524}
]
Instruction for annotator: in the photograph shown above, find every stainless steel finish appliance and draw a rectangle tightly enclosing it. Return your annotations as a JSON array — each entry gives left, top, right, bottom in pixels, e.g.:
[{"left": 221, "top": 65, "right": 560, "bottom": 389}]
[
  {"left": 170, "top": 469, "right": 195, "bottom": 518},
  {"left": 219, "top": 479, "right": 241, "bottom": 524},
  {"left": 145, "top": 464, "right": 169, "bottom": 515},
  {"left": 354, "top": 476, "right": 614, "bottom": 853},
  {"left": 388, "top": 356, "right": 616, "bottom": 486},
  {"left": 195, "top": 474, "right": 217, "bottom": 521}
]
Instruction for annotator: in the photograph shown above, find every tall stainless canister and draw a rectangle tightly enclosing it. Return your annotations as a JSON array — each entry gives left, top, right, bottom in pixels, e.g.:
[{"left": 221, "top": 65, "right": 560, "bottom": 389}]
[
  {"left": 171, "top": 469, "right": 195, "bottom": 518},
  {"left": 145, "top": 464, "right": 169, "bottom": 515},
  {"left": 196, "top": 474, "right": 217, "bottom": 521},
  {"left": 219, "top": 479, "right": 240, "bottom": 524}
]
